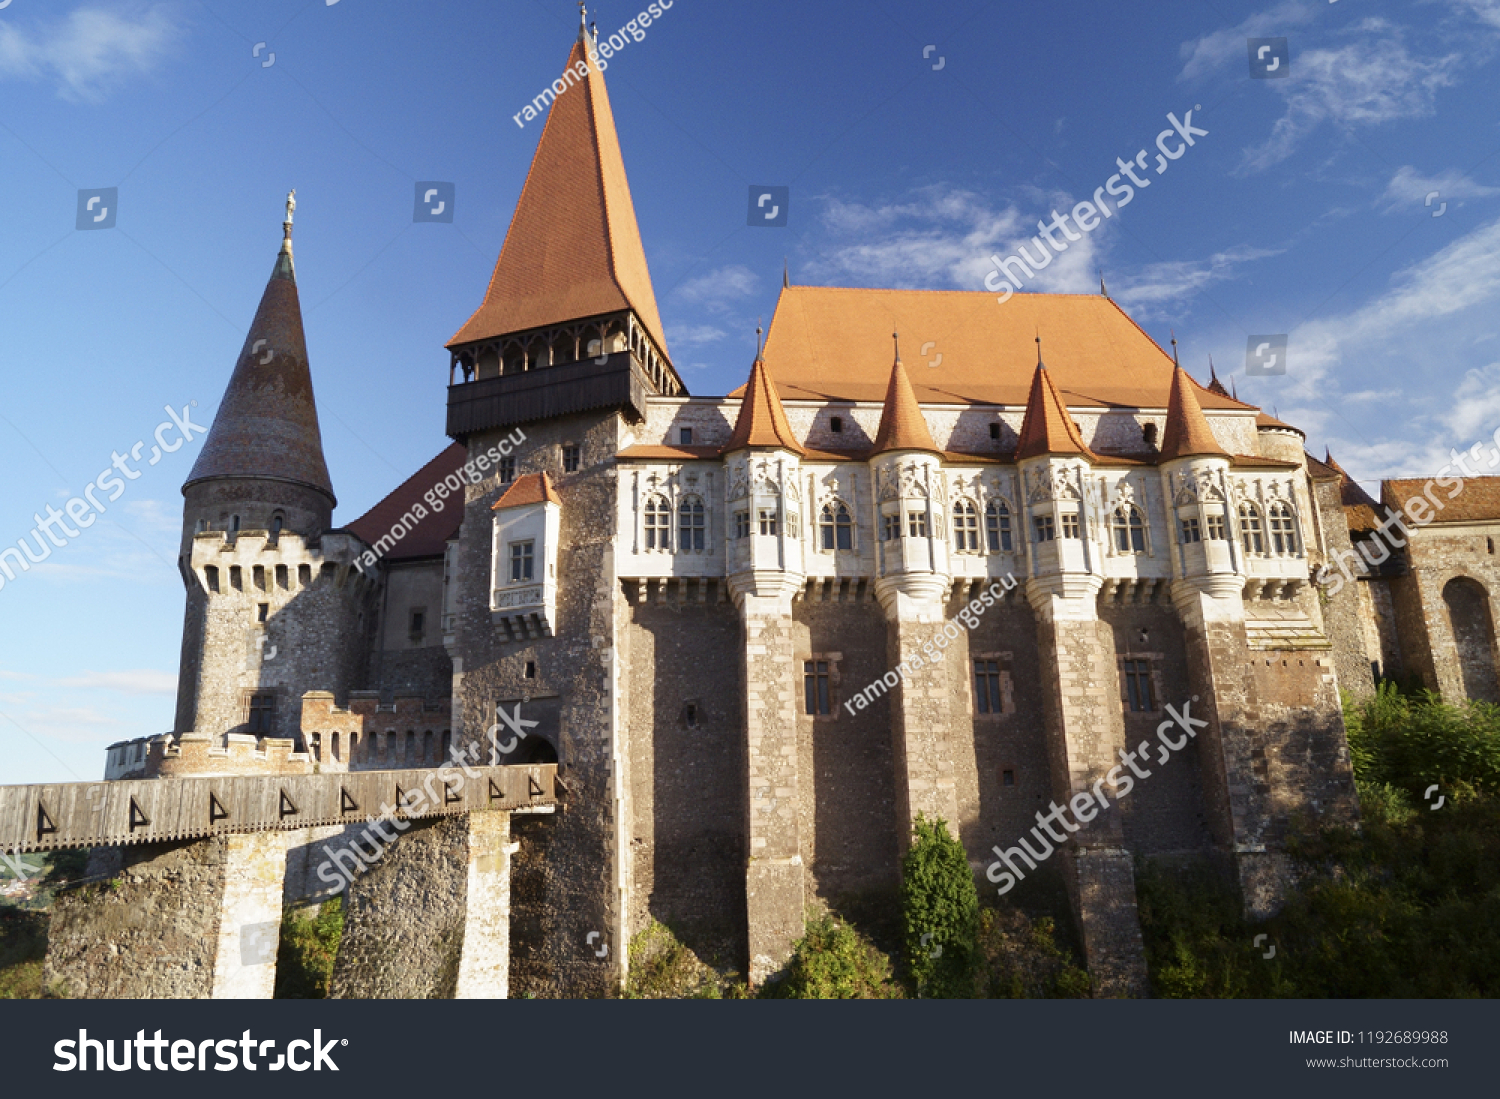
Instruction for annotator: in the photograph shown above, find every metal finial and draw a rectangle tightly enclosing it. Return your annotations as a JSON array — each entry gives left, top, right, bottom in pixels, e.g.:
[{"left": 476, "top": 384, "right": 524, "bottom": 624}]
[
  {"left": 282, "top": 189, "right": 296, "bottom": 251},
  {"left": 579, "top": 1, "right": 587, "bottom": 29},
  {"left": 755, "top": 321, "right": 764, "bottom": 360},
  {"left": 1035, "top": 331, "right": 1044, "bottom": 368},
  {"left": 1099, "top": 271, "right": 1108, "bottom": 298},
  {"left": 1170, "top": 329, "right": 1179, "bottom": 367}
]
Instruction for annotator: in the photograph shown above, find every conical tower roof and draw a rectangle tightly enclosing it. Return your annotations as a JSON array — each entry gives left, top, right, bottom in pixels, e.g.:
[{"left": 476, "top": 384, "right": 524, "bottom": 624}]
[
  {"left": 185, "top": 194, "right": 335, "bottom": 504},
  {"left": 1158, "top": 364, "right": 1229, "bottom": 461},
  {"left": 872, "top": 336, "right": 940, "bottom": 455},
  {"left": 447, "top": 27, "right": 670, "bottom": 363},
  {"left": 726, "top": 350, "right": 802, "bottom": 455},
  {"left": 1016, "top": 351, "right": 1093, "bottom": 460}
]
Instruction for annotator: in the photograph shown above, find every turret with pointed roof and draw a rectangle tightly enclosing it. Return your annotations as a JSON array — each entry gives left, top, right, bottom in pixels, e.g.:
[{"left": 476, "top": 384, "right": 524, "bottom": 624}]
[
  {"left": 726, "top": 336, "right": 803, "bottom": 455},
  {"left": 872, "top": 334, "right": 941, "bottom": 456},
  {"left": 183, "top": 193, "right": 336, "bottom": 547},
  {"left": 1015, "top": 341, "right": 1094, "bottom": 460},
  {"left": 446, "top": 19, "right": 680, "bottom": 422},
  {"left": 1158, "top": 364, "right": 1230, "bottom": 461}
]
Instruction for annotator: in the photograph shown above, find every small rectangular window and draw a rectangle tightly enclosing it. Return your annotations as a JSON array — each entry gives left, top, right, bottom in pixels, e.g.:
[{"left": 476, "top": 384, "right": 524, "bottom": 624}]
[
  {"left": 1002, "top": 768, "right": 1015, "bottom": 787},
  {"left": 205, "top": 566, "right": 219, "bottom": 593},
  {"left": 1122, "top": 659, "right": 1156, "bottom": 712},
  {"left": 1034, "top": 514, "right": 1056, "bottom": 542},
  {"left": 974, "top": 660, "right": 1003, "bottom": 714},
  {"left": 253, "top": 565, "right": 266, "bottom": 591},
  {"left": 1061, "top": 513, "right": 1080, "bottom": 539},
  {"left": 257, "top": 603, "right": 269, "bottom": 623},
  {"left": 510, "top": 541, "right": 534, "bottom": 582},
  {"left": 678, "top": 427, "right": 693, "bottom": 445},
  {"left": 758, "top": 509, "right": 778, "bottom": 536},
  {"left": 525, "top": 661, "right": 536, "bottom": 679},
  {"left": 1206, "top": 512, "right": 1227, "bottom": 540},
  {"left": 907, "top": 511, "right": 928, "bottom": 538},
  {"left": 734, "top": 511, "right": 750, "bottom": 538},
  {"left": 989, "top": 423, "right": 1001, "bottom": 440},
  {"left": 1181, "top": 517, "right": 1201, "bottom": 544},
  {"left": 882, "top": 513, "right": 900, "bottom": 541},
  {"left": 803, "top": 661, "right": 831, "bottom": 715},
  {"left": 276, "top": 564, "right": 289, "bottom": 589},
  {"left": 230, "top": 566, "right": 242, "bottom": 591},
  {"left": 562, "top": 445, "right": 581, "bottom": 473},
  {"left": 410, "top": 608, "right": 426, "bottom": 638},
  {"left": 830, "top": 416, "right": 843, "bottom": 433},
  {"left": 247, "top": 693, "right": 276, "bottom": 733}
]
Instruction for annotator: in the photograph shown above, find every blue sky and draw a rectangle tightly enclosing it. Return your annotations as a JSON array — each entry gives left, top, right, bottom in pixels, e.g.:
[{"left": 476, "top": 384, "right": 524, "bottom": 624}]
[{"left": 1, "top": 0, "right": 1498, "bottom": 783}]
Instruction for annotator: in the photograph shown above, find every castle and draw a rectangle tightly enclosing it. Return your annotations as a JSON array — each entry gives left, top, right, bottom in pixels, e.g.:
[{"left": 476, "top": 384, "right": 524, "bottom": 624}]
[{"left": 109, "top": 19, "right": 1500, "bottom": 996}]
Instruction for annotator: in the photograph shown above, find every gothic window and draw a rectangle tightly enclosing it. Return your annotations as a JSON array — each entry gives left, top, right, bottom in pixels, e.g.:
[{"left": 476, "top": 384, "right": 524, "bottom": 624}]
[
  {"left": 509, "top": 541, "right": 534, "bottom": 582},
  {"left": 1061, "top": 512, "right": 1080, "bottom": 539},
  {"left": 953, "top": 499, "right": 980, "bottom": 552},
  {"left": 820, "top": 503, "right": 854, "bottom": 551},
  {"left": 986, "top": 501, "right": 1013, "bottom": 552},
  {"left": 734, "top": 510, "right": 750, "bottom": 539},
  {"left": 907, "top": 511, "right": 928, "bottom": 538},
  {"left": 882, "top": 512, "right": 901, "bottom": 541},
  {"left": 1034, "top": 514, "right": 1056, "bottom": 542},
  {"left": 1239, "top": 504, "right": 1264, "bottom": 555},
  {"left": 1205, "top": 511, "right": 1227, "bottom": 540},
  {"left": 758, "top": 509, "right": 778, "bottom": 536},
  {"left": 678, "top": 496, "right": 706, "bottom": 552},
  {"left": 644, "top": 495, "right": 671, "bottom": 550},
  {"left": 1181, "top": 517, "right": 1201, "bottom": 544},
  {"left": 1112, "top": 505, "right": 1146, "bottom": 553},
  {"left": 1268, "top": 502, "right": 1298, "bottom": 555}
]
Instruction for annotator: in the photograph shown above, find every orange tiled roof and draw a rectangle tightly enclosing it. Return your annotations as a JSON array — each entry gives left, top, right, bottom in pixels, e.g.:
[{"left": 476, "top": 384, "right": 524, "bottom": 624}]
[
  {"left": 346, "top": 444, "right": 466, "bottom": 560},
  {"left": 726, "top": 356, "right": 804, "bottom": 455},
  {"left": 1016, "top": 361, "right": 1094, "bottom": 460},
  {"left": 1256, "top": 412, "right": 1303, "bottom": 435},
  {"left": 1158, "top": 365, "right": 1229, "bottom": 461},
  {"left": 447, "top": 33, "right": 670, "bottom": 361},
  {"left": 1384, "top": 477, "right": 1500, "bottom": 525},
  {"left": 759, "top": 286, "right": 1259, "bottom": 410},
  {"left": 872, "top": 350, "right": 940, "bottom": 455},
  {"left": 1322, "top": 452, "right": 1385, "bottom": 533},
  {"left": 492, "top": 471, "right": 563, "bottom": 510}
]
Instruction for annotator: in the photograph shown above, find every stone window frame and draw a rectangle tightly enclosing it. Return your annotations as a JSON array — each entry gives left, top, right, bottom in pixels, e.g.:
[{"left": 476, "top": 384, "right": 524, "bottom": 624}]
[
  {"left": 817, "top": 499, "right": 856, "bottom": 553},
  {"left": 986, "top": 497, "right": 1015, "bottom": 552},
  {"left": 1109, "top": 503, "right": 1149, "bottom": 555},
  {"left": 243, "top": 689, "right": 279, "bottom": 734},
  {"left": 1116, "top": 652, "right": 1166, "bottom": 715},
  {"left": 970, "top": 650, "right": 1016, "bottom": 717},
  {"left": 642, "top": 493, "right": 672, "bottom": 551},
  {"left": 1267, "top": 500, "right": 1300, "bottom": 556},
  {"left": 561, "top": 443, "right": 582, "bottom": 474},
  {"left": 676, "top": 493, "right": 708, "bottom": 554},
  {"left": 952, "top": 497, "right": 982, "bottom": 554},
  {"left": 799, "top": 651, "right": 843, "bottom": 721}
]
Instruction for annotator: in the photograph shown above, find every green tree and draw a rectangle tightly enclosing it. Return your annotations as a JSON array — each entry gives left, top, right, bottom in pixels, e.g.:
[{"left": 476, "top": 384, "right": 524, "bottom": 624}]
[{"left": 901, "top": 813, "right": 978, "bottom": 997}]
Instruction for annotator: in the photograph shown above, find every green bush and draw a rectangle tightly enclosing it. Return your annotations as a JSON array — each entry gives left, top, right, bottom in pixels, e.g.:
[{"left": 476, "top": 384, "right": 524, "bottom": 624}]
[
  {"left": 0, "top": 907, "right": 48, "bottom": 999},
  {"left": 623, "top": 920, "right": 746, "bottom": 998},
  {"left": 900, "top": 814, "right": 979, "bottom": 997},
  {"left": 972, "top": 907, "right": 1091, "bottom": 998},
  {"left": 273, "top": 899, "right": 343, "bottom": 999},
  {"left": 764, "top": 915, "right": 903, "bottom": 999}
]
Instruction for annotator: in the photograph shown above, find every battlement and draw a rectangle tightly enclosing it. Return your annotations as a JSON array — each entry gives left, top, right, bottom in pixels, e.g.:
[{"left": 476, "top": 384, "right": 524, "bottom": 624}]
[
  {"left": 189, "top": 528, "right": 375, "bottom": 598},
  {"left": 150, "top": 731, "right": 314, "bottom": 778},
  {"left": 299, "top": 690, "right": 453, "bottom": 771}
]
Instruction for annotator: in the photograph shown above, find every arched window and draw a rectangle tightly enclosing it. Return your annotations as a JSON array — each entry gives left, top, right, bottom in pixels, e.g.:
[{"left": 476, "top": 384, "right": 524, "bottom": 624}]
[
  {"left": 953, "top": 499, "right": 980, "bottom": 552},
  {"left": 819, "top": 502, "right": 854, "bottom": 551},
  {"left": 1239, "top": 503, "right": 1264, "bottom": 554},
  {"left": 1268, "top": 503, "right": 1298, "bottom": 554},
  {"left": 644, "top": 495, "right": 670, "bottom": 550},
  {"left": 1111, "top": 505, "right": 1146, "bottom": 553},
  {"left": 678, "top": 496, "right": 706, "bottom": 552},
  {"left": 986, "top": 501, "right": 1013, "bottom": 552}
]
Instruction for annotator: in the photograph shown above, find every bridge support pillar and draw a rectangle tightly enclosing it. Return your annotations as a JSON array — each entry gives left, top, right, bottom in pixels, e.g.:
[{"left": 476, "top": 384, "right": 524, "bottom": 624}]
[
  {"left": 331, "top": 810, "right": 515, "bottom": 998},
  {"left": 45, "top": 832, "right": 288, "bottom": 999}
]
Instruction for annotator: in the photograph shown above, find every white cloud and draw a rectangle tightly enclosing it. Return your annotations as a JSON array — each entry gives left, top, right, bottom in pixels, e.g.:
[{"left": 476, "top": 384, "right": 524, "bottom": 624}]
[
  {"left": 1177, "top": 0, "right": 1318, "bottom": 82},
  {"left": 0, "top": 4, "right": 183, "bottom": 102},
  {"left": 674, "top": 265, "right": 760, "bottom": 313},
  {"left": 55, "top": 669, "right": 177, "bottom": 696},
  {"left": 1113, "top": 246, "right": 1283, "bottom": 318},
  {"left": 1448, "top": 0, "right": 1500, "bottom": 31},
  {"left": 667, "top": 324, "right": 727, "bottom": 348},
  {"left": 1238, "top": 22, "right": 1459, "bottom": 174},
  {"left": 1378, "top": 165, "right": 1500, "bottom": 212}
]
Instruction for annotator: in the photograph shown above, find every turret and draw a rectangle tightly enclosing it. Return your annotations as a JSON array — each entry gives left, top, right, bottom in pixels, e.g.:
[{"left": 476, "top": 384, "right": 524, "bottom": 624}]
[
  {"left": 868, "top": 334, "right": 948, "bottom": 611},
  {"left": 1156, "top": 358, "right": 1239, "bottom": 599}
]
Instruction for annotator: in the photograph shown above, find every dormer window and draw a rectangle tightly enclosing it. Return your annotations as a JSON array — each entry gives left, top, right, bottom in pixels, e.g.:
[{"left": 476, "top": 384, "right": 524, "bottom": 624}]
[{"left": 679, "top": 427, "right": 693, "bottom": 445}]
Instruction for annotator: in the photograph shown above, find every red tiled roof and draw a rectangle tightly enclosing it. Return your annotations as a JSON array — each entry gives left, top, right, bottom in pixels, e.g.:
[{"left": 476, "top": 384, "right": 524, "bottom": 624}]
[
  {"left": 1384, "top": 477, "right": 1500, "bottom": 524},
  {"left": 1256, "top": 412, "right": 1303, "bottom": 435},
  {"left": 1016, "top": 362, "right": 1094, "bottom": 460},
  {"left": 872, "top": 351, "right": 941, "bottom": 455},
  {"left": 1159, "top": 365, "right": 1230, "bottom": 461},
  {"left": 447, "top": 32, "right": 669, "bottom": 361},
  {"left": 492, "top": 471, "right": 562, "bottom": 510},
  {"left": 726, "top": 356, "right": 803, "bottom": 454},
  {"left": 346, "top": 444, "right": 466, "bottom": 560}
]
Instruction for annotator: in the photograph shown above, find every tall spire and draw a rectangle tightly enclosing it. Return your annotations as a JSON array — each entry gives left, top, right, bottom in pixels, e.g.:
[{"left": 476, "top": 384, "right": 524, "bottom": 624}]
[
  {"left": 1206, "top": 354, "right": 1230, "bottom": 397},
  {"left": 448, "top": 28, "right": 671, "bottom": 365},
  {"left": 184, "top": 195, "right": 335, "bottom": 504},
  {"left": 726, "top": 330, "right": 802, "bottom": 455},
  {"left": 1016, "top": 349, "right": 1093, "bottom": 461},
  {"left": 872, "top": 331, "right": 940, "bottom": 455},
  {"left": 1157, "top": 364, "right": 1229, "bottom": 461}
]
